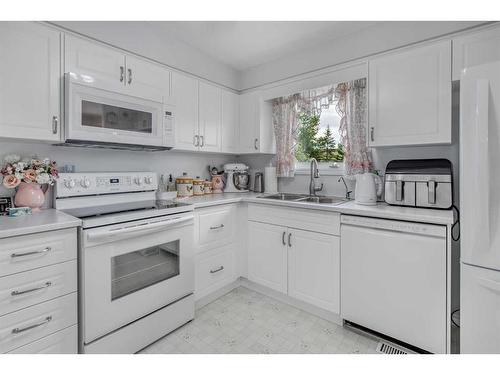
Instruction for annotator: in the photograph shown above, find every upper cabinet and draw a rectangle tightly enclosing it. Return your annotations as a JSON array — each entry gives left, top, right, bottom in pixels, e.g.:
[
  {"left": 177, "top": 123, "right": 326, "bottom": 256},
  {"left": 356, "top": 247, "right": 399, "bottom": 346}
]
[
  {"left": 453, "top": 25, "right": 500, "bottom": 80},
  {"left": 198, "top": 82, "right": 222, "bottom": 152},
  {"left": 239, "top": 92, "right": 275, "bottom": 154},
  {"left": 221, "top": 90, "right": 240, "bottom": 153},
  {"left": 0, "top": 22, "right": 61, "bottom": 141},
  {"left": 65, "top": 35, "right": 170, "bottom": 103},
  {"left": 171, "top": 72, "right": 199, "bottom": 151},
  {"left": 368, "top": 41, "right": 452, "bottom": 147}
]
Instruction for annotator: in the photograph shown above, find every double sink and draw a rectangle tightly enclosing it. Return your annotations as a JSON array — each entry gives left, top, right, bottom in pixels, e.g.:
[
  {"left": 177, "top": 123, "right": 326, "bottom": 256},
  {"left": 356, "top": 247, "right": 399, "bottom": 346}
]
[{"left": 257, "top": 193, "right": 348, "bottom": 205}]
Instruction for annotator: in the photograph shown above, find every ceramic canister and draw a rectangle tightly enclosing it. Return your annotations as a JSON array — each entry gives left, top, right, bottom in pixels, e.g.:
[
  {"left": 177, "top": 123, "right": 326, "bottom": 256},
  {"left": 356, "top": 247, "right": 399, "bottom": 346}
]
[
  {"left": 176, "top": 174, "right": 193, "bottom": 197},
  {"left": 203, "top": 180, "right": 213, "bottom": 194},
  {"left": 193, "top": 177, "right": 205, "bottom": 196}
]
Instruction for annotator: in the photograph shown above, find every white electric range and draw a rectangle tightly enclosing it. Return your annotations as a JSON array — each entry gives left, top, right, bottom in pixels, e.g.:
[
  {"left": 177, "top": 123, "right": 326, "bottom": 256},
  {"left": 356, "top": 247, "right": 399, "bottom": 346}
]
[{"left": 55, "top": 172, "right": 195, "bottom": 354}]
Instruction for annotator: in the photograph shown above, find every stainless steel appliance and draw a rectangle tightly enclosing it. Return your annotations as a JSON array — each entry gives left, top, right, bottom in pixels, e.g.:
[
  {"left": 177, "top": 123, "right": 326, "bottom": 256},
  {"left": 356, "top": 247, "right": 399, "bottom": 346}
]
[
  {"left": 384, "top": 159, "right": 452, "bottom": 209},
  {"left": 55, "top": 172, "right": 194, "bottom": 353},
  {"left": 59, "top": 73, "right": 175, "bottom": 151},
  {"left": 223, "top": 163, "right": 250, "bottom": 193},
  {"left": 253, "top": 172, "right": 264, "bottom": 193}
]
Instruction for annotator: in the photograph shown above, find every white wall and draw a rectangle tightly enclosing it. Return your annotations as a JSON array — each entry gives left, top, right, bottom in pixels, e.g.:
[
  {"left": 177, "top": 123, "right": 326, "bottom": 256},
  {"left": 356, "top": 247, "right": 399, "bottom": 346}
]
[
  {"left": 52, "top": 21, "right": 240, "bottom": 90},
  {"left": 0, "top": 139, "right": 236, "bottom": 204},
  {"left": 240, "top": 21, "right": 485, "bottom": 90}
]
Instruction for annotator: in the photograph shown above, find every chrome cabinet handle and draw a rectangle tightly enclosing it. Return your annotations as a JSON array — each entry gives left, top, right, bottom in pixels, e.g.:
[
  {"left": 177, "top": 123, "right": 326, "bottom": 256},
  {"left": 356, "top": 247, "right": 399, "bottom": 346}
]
[
  {"left": 200, "top": 135, "right": 204, "bottom": 148},
  {"left": 210, "top": 224, "right": 224, "bottom": 230},
  {"left": 120, "top": 66, "right": 124, "bottom": 82},
  {"left": 370, "top": 127, "right": 375, "bottom": 142},
  {"left": 254, "top": 138, "right": 258, "bottom": 150},
  {"left": 12, "top": 316, "right": 52, "bottom": 334},
  {"left": 11, "top": 282, "right": 52, "bottom": 296},
  {"left": 52, "top": 116, "right": 58, "bottom": 134},
  {"left": 128, "top": 68, "right": 132, "bottom": 84},
  {"left": 210, "top": 266, "right": 224, "bottom": 274},
  {"left": 11, "top": 247, "right": 52, "bottom": 258},
  {"left": 282, "top": 231, "right": 286, "bottom": 245},
  {"left": 193, "top": 135, "right": 199, "bottom": 147},
  {"left": 288, "top": 233, "right": 292, "bottom": 247}
]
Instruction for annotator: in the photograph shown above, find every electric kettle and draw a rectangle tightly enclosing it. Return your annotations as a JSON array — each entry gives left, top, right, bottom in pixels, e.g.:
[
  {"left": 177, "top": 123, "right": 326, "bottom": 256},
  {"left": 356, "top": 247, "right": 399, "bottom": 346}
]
[{"left": 354, "top": 173, "right": 382, "bottom": 205}]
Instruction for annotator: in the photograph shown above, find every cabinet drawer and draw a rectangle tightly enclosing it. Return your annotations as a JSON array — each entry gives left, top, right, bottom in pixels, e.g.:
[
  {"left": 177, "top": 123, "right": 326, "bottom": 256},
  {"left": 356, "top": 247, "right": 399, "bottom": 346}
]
[
  {"left": 248, "top": 204, "right": 340, "bottom": 235},
  {"left": 196, "top": 205, "right": 235, "bottom": 250},
  {"left": 0, "top": 260, "right": 77, "bottom": 317},
  {"left": 0, "top": 229, "right": 76, "bottom": 277},
  {"left": 8, "top": 324, "right": 77, "bottom": 354},
  {"left": 195, "top": 245, "right": 234, "bottom": 300},
  {"left": 0, "top": 292, "right": 77, "bottom": 353}
]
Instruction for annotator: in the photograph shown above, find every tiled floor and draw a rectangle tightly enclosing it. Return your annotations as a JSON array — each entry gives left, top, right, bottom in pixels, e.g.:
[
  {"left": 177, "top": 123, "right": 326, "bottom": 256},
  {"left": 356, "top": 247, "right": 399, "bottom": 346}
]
[{"left": 140, "top": 286, "right": 379, "bottom": 354}]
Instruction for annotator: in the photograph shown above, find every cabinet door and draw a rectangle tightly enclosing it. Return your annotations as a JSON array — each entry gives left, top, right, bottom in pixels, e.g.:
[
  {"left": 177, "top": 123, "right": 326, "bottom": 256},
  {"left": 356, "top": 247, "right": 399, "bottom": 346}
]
[
  {"left": 125, "top": 55, "right": 170, "bottom": 103},
  {"left": 171, "top": 72, "right": 199, "bottom": 151},
  {"left": 221, "top": 90, "right": 240, "bottom": 153},
  {"left": 453, "top": 25, "right": 500, "bottom": 80},
  {"left": 0, "top": 22, "right": 61, "bottom": 141},
  {"left": 368, "top": 41, "right": 451, "bottom": 146},
  {"left": 65, "top": 35, "right": 126, "bottom": 91},
  {"left": 288, "top": 229, "right": 340, "bottom": 313},
  {"left": 239, "top": 91, "right": 259, "bottom": 153},
  {"left": 247, "top": 221, "right": 287, "bottom": 294},
  {"left": 199, "top": 81, "right": 222, "bottom": 152}
]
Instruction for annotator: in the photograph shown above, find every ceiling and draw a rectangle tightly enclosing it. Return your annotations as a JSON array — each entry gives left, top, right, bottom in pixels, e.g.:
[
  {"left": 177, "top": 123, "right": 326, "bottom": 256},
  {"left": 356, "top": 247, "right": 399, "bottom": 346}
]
[{"left": 145, "top": 21, "right": 379, "bottom": 71}]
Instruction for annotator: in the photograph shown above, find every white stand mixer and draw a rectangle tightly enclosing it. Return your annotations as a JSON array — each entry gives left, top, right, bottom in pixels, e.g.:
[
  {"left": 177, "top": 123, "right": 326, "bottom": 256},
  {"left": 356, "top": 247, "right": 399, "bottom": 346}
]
[{"left": 224, "top": 163, "right": 250, "bottom": 193}]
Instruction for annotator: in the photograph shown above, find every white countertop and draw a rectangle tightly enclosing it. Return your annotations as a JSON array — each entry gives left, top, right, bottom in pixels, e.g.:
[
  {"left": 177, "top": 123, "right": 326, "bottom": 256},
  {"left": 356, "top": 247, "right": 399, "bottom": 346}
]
[
  {"left": 179, "top": 192, "right": 455, "bottom": 225},
  {"left": 0, "top": 209, "right": 82, "bottom": 239}
]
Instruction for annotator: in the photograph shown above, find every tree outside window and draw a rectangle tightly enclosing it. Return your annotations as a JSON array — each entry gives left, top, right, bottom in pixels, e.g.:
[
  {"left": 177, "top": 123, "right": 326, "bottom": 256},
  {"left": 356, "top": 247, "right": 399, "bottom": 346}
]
[{"left": 295, "top": 106, "right": 344, "bottom": 163}]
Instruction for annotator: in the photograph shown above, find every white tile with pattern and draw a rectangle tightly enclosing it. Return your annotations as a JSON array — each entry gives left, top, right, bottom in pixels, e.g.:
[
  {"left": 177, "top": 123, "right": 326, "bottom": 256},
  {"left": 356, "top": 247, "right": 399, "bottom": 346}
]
[{"left": 140, "top": 287, "right": 379, "bottom": 354}]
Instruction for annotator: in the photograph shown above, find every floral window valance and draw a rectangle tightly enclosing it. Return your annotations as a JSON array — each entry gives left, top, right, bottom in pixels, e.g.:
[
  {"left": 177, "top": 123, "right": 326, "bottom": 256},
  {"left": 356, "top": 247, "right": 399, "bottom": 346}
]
[{"left": 272, "top": 78, "right": 372, "bottom": 177}]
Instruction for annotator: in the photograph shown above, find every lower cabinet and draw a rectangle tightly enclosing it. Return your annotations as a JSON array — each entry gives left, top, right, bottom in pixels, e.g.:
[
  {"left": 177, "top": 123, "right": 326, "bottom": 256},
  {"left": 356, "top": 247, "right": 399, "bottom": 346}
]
[
  {"left": 195, "top": 244, "right": 235, "bottom": 300},
  {"left": 247, "top": 221, "right": 288, "bottom": 294},
  {"left": 248, "top": 220, "right": 340, "bottom": 314}
]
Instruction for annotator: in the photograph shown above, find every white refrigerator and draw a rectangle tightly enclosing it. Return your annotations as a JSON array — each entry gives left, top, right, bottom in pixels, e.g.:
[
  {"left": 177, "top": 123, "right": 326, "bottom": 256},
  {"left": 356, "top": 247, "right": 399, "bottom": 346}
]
[{"left": 460, "top": 61, "right": 500, "bottom": 353}]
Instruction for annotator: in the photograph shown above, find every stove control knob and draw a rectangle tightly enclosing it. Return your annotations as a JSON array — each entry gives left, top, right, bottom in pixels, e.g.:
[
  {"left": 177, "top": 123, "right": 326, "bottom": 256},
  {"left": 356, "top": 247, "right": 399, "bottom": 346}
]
[
  {"left": 64, "top": 179, "right": 76, "bottom": 189},
  {"left": 134, "top": 177, "right": 143, "bottom": 185},
  {"left": 144, "top": 176, "right": 153, "bottom": 184},
  {"left": 80, "top": 178, "right": 91, "bottom": 188}
]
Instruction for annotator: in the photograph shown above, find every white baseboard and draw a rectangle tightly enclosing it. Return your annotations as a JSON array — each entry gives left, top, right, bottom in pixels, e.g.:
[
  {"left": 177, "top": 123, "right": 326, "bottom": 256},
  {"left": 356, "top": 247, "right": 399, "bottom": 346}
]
[{"left": 194, "top": 277, "right": 343, "bottom": 327}]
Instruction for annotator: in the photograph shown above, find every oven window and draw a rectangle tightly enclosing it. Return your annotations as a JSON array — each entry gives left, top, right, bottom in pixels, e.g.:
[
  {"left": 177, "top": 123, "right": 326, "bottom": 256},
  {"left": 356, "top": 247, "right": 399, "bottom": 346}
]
[
  {"left": 81, "top": 100, "right": 153, "bottom": 134},
  {"left": 111, "top": 240, "right": 180, "bottom": 300}
]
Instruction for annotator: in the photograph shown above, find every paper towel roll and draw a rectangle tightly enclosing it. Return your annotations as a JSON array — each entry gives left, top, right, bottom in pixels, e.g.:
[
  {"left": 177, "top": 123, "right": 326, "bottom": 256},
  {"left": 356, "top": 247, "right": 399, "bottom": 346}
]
[{"left": 264, "top": 166, "right": 278, "bottom": 194}]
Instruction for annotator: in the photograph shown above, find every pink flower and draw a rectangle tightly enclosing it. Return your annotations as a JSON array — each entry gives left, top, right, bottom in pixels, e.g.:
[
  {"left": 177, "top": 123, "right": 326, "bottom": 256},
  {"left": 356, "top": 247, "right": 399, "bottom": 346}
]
[
  {"left": 23, "top": 169, "right": 37, "bottom": 182},
  {"left": 1, "top": 163, "right": 13, "bottom": 176},
  {"left": 2, "top": 175, "right": 21, "bottom": 189}
]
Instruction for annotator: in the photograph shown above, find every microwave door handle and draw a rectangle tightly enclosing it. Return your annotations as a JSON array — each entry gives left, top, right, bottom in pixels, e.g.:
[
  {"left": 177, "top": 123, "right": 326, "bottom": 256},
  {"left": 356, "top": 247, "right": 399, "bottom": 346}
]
[{"left": 87, "top": 215, "right": 193, "bottom": 241}]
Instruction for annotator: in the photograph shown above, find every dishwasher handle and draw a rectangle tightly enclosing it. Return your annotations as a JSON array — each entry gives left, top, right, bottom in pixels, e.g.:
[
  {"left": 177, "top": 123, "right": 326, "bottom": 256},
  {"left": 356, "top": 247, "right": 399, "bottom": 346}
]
[{"left": 341, "top": 215, "right": 446, "bottom": 238}]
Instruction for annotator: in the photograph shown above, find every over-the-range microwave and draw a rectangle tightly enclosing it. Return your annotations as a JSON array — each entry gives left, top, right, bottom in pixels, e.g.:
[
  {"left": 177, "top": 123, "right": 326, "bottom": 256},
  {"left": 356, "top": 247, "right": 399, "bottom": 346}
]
[{"left": 58, "top": 73, "right": 175, "bottom": 151}]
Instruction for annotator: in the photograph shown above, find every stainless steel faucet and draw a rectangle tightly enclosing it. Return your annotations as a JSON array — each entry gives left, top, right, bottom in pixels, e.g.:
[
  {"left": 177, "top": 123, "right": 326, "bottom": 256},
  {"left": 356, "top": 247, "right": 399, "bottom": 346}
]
[
  {"left": 309, "top": 158, "right": 324, "bottom": 196},
  {"left": 338, "top": 176, "right": 352, "bottom": 199}
]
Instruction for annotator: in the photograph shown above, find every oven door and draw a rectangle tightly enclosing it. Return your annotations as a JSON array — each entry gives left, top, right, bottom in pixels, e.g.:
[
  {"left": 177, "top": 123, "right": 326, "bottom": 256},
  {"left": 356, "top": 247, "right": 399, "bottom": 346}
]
[
  {"left": 81, "top": 213, "right": 194, "bottom": 344},
  {"left": 65, "top": 74, "right": 164, "bottom": 147}
]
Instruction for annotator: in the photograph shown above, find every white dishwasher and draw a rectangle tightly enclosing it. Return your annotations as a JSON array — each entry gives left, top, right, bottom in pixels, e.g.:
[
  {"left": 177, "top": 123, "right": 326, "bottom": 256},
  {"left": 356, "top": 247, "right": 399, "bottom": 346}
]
[{"left": 340, "top": 215, "right": 447, "bottom": 354}]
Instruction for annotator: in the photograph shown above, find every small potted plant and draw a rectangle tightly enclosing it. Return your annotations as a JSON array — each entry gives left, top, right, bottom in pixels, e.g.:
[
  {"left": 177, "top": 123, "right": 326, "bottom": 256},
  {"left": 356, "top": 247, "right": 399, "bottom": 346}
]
[{"left": 1, "top": 154, "right": 59, "bottom": 211}]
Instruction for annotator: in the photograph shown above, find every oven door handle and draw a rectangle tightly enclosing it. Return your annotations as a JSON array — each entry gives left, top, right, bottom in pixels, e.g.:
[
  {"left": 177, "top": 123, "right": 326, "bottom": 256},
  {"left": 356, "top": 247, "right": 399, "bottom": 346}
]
[{"left": 87, "top": 215, "right": 193, "bottom": 241}]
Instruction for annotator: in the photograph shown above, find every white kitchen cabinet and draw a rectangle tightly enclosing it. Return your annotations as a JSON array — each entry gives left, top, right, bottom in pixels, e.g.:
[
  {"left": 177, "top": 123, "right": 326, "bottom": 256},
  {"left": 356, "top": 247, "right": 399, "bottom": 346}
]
[
  {"left": 124, "top": 55, "right": 170, "bottom": 103},
  {"left": 65, "top": 34, "right": 126, "bottom": 92},
  {"left": 453, "top": 25, "right": 500, "bottom": 80},
  {"left": 195, "top": 244, "right": 235, "bottom": 301},
  {"left": 368, "top": 40, "right": 452, "bottom": 146},
  {"left": 199, "top": 81, "right": 222, "bottom": 152},
  {"left": 0, "top": 22, "right": 61, "bottom": 141},
  {"left": 171, "top": 72, "right": 199, "bottom": 151},
  {"left": 239, "top": 91, "right": 275, "bottom": 154},
  {"left": 247, "top": 221, "right": 287, "bottom": 294},
  {"left": 221, "top": 90, "right": 240, "bottom": 153},
  {"left": 288, "top": 229, "right": 340, "bottom": 313}
]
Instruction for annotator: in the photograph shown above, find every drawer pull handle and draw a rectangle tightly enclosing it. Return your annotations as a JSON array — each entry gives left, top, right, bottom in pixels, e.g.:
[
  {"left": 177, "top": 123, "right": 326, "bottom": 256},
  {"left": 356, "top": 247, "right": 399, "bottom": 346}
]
[
  {"left": 11, "top": 247, "right": 52, "bottom": 258},
  {"left": 11, "top": 282, "right": 52, "bottom": 296},
  {"left": 12, "top": 316, "right": 52, "bottom": 334},
  {"left": 210, "top": 224, "right": 224, "bottom": 230},
  {"left": 210, "top": 266, "right": 224, "bottom": 274}
]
